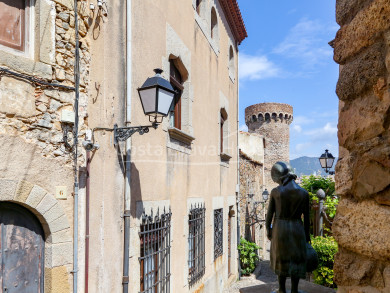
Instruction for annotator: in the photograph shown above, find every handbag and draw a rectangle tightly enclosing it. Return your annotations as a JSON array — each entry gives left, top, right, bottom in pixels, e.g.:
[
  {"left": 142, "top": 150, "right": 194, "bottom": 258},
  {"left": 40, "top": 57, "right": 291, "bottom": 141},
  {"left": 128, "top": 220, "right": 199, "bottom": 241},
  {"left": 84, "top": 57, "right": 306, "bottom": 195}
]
[{"left": 306, "top": 242, "right": 319, "bottom": 272}]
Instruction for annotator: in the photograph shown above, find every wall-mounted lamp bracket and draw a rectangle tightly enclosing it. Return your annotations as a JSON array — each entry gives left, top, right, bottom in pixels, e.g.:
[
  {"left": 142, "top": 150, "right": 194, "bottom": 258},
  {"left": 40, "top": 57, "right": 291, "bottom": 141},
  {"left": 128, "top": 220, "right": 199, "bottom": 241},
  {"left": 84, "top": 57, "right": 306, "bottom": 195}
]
[{"left": 113, "top": 122, "right": 158, "bottom": 145}]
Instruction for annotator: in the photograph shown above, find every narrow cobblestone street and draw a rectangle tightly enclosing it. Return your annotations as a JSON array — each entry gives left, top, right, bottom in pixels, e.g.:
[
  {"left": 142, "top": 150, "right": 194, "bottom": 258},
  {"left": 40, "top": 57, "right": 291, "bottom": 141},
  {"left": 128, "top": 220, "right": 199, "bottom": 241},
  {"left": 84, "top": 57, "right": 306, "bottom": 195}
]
[{"left": 224, "top": 261, "right": 278, "bottom": 293}]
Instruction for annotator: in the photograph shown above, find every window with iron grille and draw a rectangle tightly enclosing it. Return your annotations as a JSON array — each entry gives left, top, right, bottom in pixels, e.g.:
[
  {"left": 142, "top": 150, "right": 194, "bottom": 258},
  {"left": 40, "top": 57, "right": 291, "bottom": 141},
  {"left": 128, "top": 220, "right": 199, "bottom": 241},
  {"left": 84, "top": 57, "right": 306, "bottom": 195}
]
[
  {"left": 188, "top": 204, "right": 206, "bottom": 287},
  {"left": 139, "top": 208, "right": 171, "bottom": 293},
  {"left": 214, "top": 208, "right": 223, "bottom": 260}
]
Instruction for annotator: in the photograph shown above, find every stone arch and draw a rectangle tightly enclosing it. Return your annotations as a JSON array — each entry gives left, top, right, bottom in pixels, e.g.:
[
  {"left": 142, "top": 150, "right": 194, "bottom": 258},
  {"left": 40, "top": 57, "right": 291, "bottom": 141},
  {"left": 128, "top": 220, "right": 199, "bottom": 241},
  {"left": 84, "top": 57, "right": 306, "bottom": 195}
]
[
  {"left": 284, "top": 114, "right": 288, "bottom": 120},
  {"left": 265, "top": 113, "right": 271, "bottom": 122},
  {"left": 0, "top": 178, "right": 72, "bottom": 289},
  {"left": 271, "top": 113, "right": 277, "bottom": 121},
  {"left": 251, "top": 115, "right": 257, "bottom": 122},
  {"left": 258, "top": 113, "right": 264, "bottom": 121},
  {"left": 279, "top": 113, "right": 284, "bottom": 121}
]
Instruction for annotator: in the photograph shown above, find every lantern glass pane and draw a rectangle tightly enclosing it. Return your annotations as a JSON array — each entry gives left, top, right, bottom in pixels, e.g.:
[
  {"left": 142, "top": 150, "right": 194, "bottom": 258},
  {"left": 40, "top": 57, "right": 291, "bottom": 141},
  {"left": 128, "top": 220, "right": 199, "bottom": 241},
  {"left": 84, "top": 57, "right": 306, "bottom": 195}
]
[
  {"left": 319, "top": 157, "right": 327, "bottom": 168},
  {"left": 139, "top": 88, "right": 157, "bottom": 114},
  {"left": 326, "top": 157, "right": 335, "bottom": 169},
  {"left": 157, "top": 88, "right": 175, "bottom": 116}
]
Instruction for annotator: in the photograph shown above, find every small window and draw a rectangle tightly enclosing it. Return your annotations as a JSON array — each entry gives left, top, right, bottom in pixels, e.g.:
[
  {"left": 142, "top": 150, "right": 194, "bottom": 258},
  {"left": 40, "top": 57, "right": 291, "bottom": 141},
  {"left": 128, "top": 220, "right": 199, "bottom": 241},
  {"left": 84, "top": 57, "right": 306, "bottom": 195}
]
[
  {"left": 211, "top": 8, "right": 218, "bottom": 40},
  {"left": 0, "top": 0, "right": 28, "bottom": 52},
  {"left": 196, "top": 0, "right": 202, "bottom": 15},
  {"left": 169, "top": 60, "right": 184, "bottom": 130},
  {"left": 220, "top": 109, "right": 228, "bottom": 154},
  {"left": 140, "top": 209, "right": 172, "bottom": 293},
  {"left": 188, "top": 204, "right": 206, "bottom": 287},
  {"left": 229, "top": 46, "right": 235, "bottom": 78},
  {"left": 214, "top": 208, "right": 223, "bottom": 260}
]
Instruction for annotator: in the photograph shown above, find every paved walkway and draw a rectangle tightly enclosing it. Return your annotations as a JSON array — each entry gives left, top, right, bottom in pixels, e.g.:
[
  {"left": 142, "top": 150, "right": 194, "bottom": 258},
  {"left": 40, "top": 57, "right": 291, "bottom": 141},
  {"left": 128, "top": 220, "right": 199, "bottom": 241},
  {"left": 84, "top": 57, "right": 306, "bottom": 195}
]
[
  {"left": 224, "top": 261, "right": 335, "bottom": 293},
  {"left": 224, "top": 261, "right": 278, "bottom": 293}
]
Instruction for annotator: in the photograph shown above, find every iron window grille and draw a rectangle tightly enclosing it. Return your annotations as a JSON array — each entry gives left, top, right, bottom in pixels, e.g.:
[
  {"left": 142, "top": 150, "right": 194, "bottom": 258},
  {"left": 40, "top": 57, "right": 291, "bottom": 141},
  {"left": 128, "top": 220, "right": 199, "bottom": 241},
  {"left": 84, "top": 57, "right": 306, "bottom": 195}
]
[
  {"left": 188, "top": 203, "right": 206, "bottom": 287},
  {"left": 139, "top": 207, "right": 172, "bottom": 293},
  {"left": 214, "top": 208, "right": 223, "bottom": 260}
]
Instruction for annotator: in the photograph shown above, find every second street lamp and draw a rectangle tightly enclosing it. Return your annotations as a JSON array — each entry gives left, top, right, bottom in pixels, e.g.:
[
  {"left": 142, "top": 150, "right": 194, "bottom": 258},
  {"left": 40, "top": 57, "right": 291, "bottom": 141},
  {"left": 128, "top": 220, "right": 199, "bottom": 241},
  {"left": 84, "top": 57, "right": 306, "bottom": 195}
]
[{"left": 319, "top": 149, "right": 335, "bottom": 175}]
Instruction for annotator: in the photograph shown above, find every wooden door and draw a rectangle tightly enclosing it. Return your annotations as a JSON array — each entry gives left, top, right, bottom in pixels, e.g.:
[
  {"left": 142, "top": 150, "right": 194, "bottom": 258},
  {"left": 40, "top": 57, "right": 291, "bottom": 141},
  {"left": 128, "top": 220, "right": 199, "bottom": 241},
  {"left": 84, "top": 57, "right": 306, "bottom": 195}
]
[{"left": 0, "top": 202, "right": 44, "bottom": 293}]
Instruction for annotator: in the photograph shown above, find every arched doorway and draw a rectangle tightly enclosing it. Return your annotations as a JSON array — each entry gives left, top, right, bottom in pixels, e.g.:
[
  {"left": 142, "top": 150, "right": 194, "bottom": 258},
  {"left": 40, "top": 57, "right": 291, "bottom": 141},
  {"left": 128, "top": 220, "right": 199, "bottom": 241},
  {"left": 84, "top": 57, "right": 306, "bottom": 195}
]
[{"left": 0, "top": 202, "right": 45, "bottom": 293}]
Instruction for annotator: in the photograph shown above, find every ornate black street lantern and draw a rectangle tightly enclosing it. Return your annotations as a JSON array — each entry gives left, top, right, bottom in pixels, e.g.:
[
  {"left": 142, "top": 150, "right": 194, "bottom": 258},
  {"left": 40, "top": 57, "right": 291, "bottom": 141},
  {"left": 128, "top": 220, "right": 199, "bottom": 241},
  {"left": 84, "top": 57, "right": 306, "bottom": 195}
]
[
  {"left": 113, "top": 69, "right": 175, "bottom": 144},
  {"left": 137, "top": 68, "right": 176, "bottom": 120},
  {"left": 319, "top": 149, "right": 335, "bottom": 175}
]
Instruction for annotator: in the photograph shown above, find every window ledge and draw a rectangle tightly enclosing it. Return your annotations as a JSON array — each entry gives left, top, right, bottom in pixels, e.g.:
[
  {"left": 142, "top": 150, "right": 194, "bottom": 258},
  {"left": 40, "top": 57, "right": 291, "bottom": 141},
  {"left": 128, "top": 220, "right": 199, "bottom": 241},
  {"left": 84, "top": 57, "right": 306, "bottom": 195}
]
[
  {"left": 0, "top": 49, "right": 52, "bottom": 80},
  {"left": 220, "top": 152, "right": 232, "bottom": 162},
  {"left": 168, "top": 127, "right": 195, "bottom": 145}
]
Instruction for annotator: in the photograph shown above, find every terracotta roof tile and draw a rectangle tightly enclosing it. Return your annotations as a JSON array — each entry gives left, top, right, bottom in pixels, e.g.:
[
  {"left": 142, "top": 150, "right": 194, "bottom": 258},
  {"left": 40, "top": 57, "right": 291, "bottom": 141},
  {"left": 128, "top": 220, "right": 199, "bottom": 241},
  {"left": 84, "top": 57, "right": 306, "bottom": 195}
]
[{"left": 219, "top": 0, "right": 247, "bottom": 44}]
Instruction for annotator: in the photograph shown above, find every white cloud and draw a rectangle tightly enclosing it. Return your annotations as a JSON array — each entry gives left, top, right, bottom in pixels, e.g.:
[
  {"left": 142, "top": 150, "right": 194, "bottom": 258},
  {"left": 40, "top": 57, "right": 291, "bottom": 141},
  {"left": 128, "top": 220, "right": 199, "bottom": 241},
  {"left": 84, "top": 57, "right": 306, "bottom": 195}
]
[
  {"left": 304, "top": 122, "right": 337, "bottom": 141},
  {"left": 293, "top": 115, "right": 314, "bottom": 125},
  {"left": 239, "top": 53, "right": 280, "bottom": 80},
  {"left": 292, "top": 124, "right": 302, "bottom": 133},
  {"left": 273, "top": 18, "right": 334, "bottom": 67}
]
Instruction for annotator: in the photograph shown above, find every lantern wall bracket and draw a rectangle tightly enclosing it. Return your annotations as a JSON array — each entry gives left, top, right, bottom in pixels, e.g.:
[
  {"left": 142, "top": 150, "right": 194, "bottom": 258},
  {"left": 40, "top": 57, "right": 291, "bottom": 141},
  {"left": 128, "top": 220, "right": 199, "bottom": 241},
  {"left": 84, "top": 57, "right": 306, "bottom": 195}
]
[{"left": 113, "top": 122, "right": 158, "bottom": 145}]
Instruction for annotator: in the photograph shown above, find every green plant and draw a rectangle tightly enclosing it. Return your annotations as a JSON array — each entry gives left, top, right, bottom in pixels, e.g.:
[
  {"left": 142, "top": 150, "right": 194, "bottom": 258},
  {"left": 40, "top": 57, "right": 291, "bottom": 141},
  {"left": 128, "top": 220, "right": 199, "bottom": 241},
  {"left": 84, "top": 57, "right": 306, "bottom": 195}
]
[
  {"left": 237, "top": 237, "right": 260, "bottom": 275},
  {"left": 300, "top": 175, "right": 336, "bottom": 205},
  {"left": 300, "top": 175, "right": 339, "bottom": 235},
  {"left": 311, "top": 236, "right": 338, "bottom": 288}
]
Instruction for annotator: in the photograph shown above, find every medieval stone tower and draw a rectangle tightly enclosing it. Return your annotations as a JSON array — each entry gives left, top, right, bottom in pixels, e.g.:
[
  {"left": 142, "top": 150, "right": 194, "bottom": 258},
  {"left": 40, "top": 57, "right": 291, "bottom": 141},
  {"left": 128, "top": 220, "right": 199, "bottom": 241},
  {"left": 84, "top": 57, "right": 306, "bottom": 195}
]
[{"left": 245, "top": 102, "right": 293, "bottom": 190}]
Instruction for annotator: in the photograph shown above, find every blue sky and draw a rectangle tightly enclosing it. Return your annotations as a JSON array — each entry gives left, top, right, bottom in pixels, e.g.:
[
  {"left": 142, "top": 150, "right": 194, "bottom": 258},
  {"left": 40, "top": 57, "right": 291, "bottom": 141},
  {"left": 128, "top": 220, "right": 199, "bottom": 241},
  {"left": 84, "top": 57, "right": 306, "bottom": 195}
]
[{"left": 238, "top": 1, "right": 339, "bottom": 159}]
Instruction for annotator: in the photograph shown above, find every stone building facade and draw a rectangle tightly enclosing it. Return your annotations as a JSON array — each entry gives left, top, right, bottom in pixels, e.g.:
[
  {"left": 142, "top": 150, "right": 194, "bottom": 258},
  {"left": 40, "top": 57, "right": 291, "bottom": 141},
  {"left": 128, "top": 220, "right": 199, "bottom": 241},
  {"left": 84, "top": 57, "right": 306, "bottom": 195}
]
[
  {"left": 0, "top": 0, "right": 247, "bottom": 293},
  {"left": 332, "top": 0, "right": 390, "bottom": 292},
  {"left": 238, "top": 131, "right": 266, "bottom": 258},
  {"left": 0, "top": 1, "right": 91, "bottom": 292},
  {"left": 245, "top": 102, "right": 293, "bottom": 190}
]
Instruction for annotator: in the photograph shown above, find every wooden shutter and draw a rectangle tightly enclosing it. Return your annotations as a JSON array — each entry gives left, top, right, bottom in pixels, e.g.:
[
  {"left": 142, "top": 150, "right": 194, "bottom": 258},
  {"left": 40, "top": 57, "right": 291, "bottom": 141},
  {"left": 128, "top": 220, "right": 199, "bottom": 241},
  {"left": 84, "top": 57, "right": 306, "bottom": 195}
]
[{"left": 0, "top": 0, "right": 26, "bottom": 51}]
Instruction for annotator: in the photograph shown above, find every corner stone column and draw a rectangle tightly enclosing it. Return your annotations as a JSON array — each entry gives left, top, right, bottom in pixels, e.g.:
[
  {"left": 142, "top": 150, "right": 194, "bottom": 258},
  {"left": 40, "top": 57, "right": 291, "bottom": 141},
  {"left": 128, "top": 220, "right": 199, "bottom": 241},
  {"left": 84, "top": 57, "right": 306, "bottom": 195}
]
[{"left": 332, "top": 0, "right": 390, "bottom": 292}]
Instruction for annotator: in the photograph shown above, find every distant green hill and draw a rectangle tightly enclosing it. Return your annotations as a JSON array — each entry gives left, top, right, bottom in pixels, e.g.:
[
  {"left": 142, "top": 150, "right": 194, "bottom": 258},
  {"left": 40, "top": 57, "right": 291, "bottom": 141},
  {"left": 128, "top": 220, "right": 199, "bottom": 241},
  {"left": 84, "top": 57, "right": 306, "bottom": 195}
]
[{"left": 290, "top": 156, "right": 337, "bottom": 177}]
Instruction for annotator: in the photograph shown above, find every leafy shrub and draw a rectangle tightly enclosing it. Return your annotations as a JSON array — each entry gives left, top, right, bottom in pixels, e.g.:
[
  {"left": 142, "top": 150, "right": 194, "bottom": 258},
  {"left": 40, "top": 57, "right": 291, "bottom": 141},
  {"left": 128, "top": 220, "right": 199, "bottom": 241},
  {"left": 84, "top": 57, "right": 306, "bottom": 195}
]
[
  {"left": 300, "top": 175, "right": 336, "bottom": 205},
  {"left": 237, "top": 237, "right": 260, "bottom": 275},
  {"left": 311, "top": 236, "right": 338, "bottom": 288},
  {"left": 300, "top": 175, "right": 339, "bottom": 235}
]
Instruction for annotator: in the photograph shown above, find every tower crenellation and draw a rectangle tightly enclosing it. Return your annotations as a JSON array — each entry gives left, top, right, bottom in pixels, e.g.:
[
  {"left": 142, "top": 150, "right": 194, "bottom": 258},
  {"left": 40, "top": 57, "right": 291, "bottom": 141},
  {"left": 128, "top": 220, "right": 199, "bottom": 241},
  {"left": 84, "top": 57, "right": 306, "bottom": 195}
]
[{"left": 245, "top": 102, "right": 293, "bottom": 190}]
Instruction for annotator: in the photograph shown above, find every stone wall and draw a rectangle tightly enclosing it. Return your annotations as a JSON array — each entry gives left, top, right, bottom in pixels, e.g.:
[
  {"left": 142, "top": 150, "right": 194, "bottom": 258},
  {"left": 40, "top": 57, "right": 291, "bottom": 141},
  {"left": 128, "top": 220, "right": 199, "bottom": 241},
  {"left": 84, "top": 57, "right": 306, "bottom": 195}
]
[
  {"left": 332, "top": 0, "right": 390, "bottom": 292},
  {"left": 245, "top": 103, "right": 293, "bottom": 191},
  {"left": 0, "top": 1, "right": 92, "bottom": 291},
  {"left": 239, "top": 151, "right": 265, "bottom": 256},
  {"left": 0, "top": 0, "right": 90, "bottom": 163}
]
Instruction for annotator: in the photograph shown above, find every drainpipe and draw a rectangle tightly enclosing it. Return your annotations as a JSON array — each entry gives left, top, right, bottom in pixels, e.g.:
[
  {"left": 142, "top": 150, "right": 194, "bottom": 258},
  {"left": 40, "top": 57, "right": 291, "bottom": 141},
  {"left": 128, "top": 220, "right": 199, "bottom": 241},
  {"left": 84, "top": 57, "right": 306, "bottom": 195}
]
[
  {"left": 73, "top": 0, "right": 80, "bottom": 291},
  {"left": 85, "top": 152, "right": 91, "bottom": 293},
  {"left": 122, "top": 0, "right": 132, "bottom": 292},
  {"left": 236, "top": 43, "right": 241, "bottom": 280}
]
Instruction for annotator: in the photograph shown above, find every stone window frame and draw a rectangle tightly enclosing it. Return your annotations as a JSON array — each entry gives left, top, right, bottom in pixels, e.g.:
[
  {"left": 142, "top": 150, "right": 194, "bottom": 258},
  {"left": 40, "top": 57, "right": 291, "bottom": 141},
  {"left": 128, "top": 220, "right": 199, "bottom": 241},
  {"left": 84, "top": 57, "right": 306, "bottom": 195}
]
[
  {"left": 163, "top": 24, "right": 195, "bottom": 153},
  {"left": 183, "top": 197, "right": 205, "bottom": 289},
  {"left": 228, "top": 43, "right": 236, "bottom": 83},
  {"left": 131, "top": 200, "right": 172, "bottom": 292},
  {"left": 192, "top": 0, "right": 220, "bottom": 56},
  {"left": 0, "top": 0, "right": 54, "bottom": 80},
  {"left": 212, "top": 196, "right": 224, "bottom": 263},
  {"left": 219, "top": 91, "right": 231, "bottom": 164}
]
